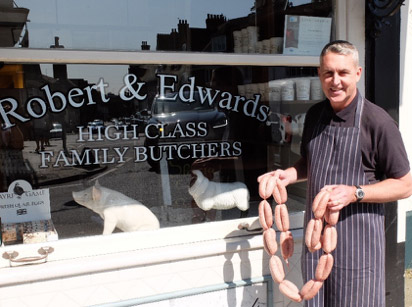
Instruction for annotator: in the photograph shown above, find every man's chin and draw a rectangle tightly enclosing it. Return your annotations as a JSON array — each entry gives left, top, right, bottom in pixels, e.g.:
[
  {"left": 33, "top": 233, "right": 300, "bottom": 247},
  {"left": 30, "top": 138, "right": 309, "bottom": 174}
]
[
  {"left": 328, "top": 89, "right": 344, "bottom": 98},
  {"left": 327, "top": 93, "right": 345, "bottom": 103}
]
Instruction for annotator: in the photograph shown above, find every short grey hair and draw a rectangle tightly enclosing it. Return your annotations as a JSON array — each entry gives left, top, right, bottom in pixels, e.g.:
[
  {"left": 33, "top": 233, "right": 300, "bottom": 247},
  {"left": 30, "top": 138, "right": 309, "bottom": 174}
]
[{"left": 320, "top": 40, "right": 359, "bottom": 67}]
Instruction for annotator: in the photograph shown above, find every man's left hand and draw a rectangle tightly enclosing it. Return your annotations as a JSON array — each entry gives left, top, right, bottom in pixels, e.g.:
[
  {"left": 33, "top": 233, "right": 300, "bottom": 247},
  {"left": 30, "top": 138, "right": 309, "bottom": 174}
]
[{"left": 321, "top": 185, "right": 356, "bottom": 212}]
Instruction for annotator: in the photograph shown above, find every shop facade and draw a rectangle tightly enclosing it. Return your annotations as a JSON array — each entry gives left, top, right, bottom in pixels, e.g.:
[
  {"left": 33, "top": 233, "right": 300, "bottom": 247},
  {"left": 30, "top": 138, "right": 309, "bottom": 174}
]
[{"left": 0, "top": 0, "right": 411, "bottom": 306}]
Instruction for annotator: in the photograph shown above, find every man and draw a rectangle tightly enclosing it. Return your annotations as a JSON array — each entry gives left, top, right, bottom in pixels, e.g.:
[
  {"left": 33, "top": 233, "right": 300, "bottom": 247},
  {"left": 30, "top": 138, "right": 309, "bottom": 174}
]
[{"left": 258, "top": 40, "right": 412, "bottom": 306}]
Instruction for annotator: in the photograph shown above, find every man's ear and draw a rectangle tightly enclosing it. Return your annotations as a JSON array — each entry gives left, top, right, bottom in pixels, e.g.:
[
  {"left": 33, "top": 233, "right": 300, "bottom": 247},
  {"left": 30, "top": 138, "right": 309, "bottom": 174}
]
[{"left": 356, "top": 66, "right": 362, "bottom": 82}]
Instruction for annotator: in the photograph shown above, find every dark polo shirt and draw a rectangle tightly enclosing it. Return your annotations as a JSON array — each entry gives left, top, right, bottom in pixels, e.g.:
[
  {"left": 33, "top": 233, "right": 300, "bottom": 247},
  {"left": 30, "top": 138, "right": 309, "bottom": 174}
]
[{"left": 301, "top": 91, "right": 410, "bottom": 183}]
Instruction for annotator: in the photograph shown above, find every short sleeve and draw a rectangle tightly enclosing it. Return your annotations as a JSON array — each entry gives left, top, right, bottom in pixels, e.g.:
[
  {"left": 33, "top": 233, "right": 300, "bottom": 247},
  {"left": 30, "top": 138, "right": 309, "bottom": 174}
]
[
  {"left": 376, "top": 118, "right": 410, "bottom": 178},
  {"left": 362, "top": 102, "right": 410, "bottom": 180}
]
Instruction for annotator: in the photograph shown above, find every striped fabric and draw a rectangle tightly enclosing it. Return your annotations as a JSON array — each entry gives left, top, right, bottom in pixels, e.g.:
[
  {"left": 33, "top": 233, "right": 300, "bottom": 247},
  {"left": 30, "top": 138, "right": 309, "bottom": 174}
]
[{"left": 302, "top": 96, "right": 385, "bottom": 307}]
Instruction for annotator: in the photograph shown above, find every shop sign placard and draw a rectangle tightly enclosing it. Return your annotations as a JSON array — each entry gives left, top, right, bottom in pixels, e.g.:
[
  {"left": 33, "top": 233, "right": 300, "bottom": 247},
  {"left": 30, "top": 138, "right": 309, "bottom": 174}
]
[
  {"left": 0, "top": 180, "right": 51, "bottom": 223},
  {"left": 283, "top": 15, "right": 332, "bottom": 56}
]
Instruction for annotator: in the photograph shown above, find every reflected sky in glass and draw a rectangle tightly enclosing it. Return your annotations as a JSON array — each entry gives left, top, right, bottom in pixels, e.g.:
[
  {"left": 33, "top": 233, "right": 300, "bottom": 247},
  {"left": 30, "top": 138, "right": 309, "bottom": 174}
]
[
  {"left": 17, "top": 0, "right": 255, "bottom": 50},
  {"left": 15, "top": 0, "right": 312, "bottom": 93}
]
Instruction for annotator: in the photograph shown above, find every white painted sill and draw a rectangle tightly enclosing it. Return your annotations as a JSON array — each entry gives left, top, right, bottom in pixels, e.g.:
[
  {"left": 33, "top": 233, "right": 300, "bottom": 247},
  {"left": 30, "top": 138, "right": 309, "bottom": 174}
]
[{"left": 0, "top": 213, "right": 304, "bottom": 287}]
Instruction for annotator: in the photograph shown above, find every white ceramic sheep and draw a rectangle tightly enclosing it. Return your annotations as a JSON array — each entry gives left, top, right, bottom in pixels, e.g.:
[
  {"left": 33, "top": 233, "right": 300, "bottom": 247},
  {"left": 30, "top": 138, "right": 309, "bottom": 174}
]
[{"left": 188, "top": 169, "right": 249, "bottom": 211}]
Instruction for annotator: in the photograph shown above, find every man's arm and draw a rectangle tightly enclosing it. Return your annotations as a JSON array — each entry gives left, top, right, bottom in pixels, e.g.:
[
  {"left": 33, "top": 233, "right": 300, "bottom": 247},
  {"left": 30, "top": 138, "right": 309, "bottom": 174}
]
[{"left": 324, "top": 172, "right": 412, "bottom": 211}]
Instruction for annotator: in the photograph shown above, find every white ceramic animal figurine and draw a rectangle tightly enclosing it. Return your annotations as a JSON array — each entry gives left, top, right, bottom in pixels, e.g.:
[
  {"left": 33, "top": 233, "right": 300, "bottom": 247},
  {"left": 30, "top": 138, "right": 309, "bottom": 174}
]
[
  {"left": 72, "top": 181, "right": 160, "bottom": 235},
  {"left": 188, "top": 170, "right": 249, "bottom": 211}
]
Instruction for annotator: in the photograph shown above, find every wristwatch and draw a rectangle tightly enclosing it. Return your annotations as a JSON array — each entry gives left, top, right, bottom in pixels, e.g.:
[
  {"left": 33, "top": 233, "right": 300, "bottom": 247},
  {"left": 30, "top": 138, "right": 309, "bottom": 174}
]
[{"left": 354, "top": 185, "right": 364, "bottom": 202}]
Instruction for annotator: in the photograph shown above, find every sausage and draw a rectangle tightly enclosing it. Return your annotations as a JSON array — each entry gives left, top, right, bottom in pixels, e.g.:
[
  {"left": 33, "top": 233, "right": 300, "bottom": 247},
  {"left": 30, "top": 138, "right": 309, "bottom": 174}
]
[
  {"left": 280, "top": 230, "right": 294, "bottom": 264},
  {"left": 305, "top": 218, "right": 315, "bottom": 249},
  {"left": 258, "top": 200, "right": 273, "bottom": 230},
  {"left": 313, "top": 191, "right": 329, "bottom": 219},
  {"left": 269, "top": 255, "right": 285, "bottom": 283},
  {"left": 300, "top": 279, "right": 315, "bottom": 300},
  {"left": 299, "top": 279, "right": 324, "bottom": 300},
  {"left": 265, "top": 175, "right": 278, "bottom": 200},
  {"left": 315, "top": 253, "right": 334, "bottom": 281},
  {"left": 279, "top": 280, "right": 303, "bottom": 303},
  {"left": 324, "top": 208, "right": 339, "bottom": 226},
  {"left": 273, "top": 184, "right": 282, "bottom": 205},
  {"left": 310, "top": 218, "right": 323, "bottom": 249},
  {"left": 258, "top": 175, "right": 270, "bottom": 199},
  {"left": 308, "top": 241, "right": 322, "bottom": 253},
  {"left": 263, "top": 228, "right": 278, "bottom": 255},
  {"left": 322, "top": 225, "right": 337, "bottom": 253},
  {"left": 305, "top": 218, "right": 323, "bottom": 252},
  {"left": 276, "top": 178, "right": 288, "bottom": 204},
  {"left": 274, "top": 204, "right": 289, "bottom": 232},
  {"left": 312, "top": 190, "right": 326, "bottom": 212}
]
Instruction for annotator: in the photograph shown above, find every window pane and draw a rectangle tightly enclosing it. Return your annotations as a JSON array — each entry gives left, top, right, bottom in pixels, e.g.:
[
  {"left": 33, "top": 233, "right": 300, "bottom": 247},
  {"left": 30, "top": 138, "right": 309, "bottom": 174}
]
[
  {"left": 0, "top": 62, "right": 320, "bottom": 242},
  {"left": 3, "top": 0, "right": 332, "bottom": 53}
]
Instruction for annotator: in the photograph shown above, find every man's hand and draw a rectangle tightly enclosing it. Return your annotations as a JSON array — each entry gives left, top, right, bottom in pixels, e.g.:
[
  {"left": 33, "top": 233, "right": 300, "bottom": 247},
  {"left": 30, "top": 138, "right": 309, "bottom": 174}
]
[
  {"left": 321, "top": 172, "right": 412, "bottom": 212},
  {"left": 257, "top": 158, "right": 308, "bottom": 200},
  {"left": 257, "top": 169, "right": 289, "bottom": 185},
  {"left": 321, "top": 185, "right": 356, "bottom": 212}
]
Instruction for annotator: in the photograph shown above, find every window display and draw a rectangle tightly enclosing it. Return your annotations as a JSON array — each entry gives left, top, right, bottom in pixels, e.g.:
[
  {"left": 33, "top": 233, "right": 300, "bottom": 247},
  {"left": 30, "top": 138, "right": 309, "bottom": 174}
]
[{"left": 0, "top": 62, "right": 321, "bottom": 242}]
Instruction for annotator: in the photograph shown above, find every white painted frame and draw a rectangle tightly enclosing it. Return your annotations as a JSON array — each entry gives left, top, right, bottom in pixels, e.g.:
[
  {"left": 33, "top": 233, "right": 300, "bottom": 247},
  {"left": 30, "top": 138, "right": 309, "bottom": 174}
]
[{"left": 398, "top": 1, "right": 412, "bottom": 243}]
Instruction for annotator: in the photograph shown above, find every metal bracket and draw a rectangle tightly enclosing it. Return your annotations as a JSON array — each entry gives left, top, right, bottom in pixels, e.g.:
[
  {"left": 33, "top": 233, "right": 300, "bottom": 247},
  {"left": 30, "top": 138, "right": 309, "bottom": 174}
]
[
  {"left": 2, "top": 246, "right": 54, "bottom": 267},
  {"left": 238, "top": 222, "right": 263, "bottom": 233},
  {"left": 367, "top": 0, "right": 405, "bottom": 37}
]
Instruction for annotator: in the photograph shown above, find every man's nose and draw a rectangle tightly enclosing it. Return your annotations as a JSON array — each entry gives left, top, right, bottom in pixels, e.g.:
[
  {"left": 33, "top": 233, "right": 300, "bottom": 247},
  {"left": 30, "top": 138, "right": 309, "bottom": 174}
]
[{"left": 331, "top": 73, "right": 340, "bottom": 85}]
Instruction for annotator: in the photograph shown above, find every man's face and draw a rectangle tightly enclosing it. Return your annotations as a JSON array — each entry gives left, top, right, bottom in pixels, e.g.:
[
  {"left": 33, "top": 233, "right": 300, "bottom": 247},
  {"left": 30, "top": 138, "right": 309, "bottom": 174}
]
[{"left": 318, "top": 52, "right": 362, "bottom": 112}]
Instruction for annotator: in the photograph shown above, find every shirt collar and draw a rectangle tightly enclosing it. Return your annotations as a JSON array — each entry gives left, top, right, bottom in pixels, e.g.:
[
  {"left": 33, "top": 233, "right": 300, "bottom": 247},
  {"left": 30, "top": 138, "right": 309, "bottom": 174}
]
[{"left": 330, "top": 90, "right": 360, "bottom": 122}]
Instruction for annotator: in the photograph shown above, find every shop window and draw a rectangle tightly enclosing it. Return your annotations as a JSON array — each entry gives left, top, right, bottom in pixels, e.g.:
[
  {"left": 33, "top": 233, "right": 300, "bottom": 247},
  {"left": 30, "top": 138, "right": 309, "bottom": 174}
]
[
  {"left": 0, "top": 62, "right": 322, "bottom": 242},
  {"left": 0, "top": 0, "right": 334, "bottom": 246}
]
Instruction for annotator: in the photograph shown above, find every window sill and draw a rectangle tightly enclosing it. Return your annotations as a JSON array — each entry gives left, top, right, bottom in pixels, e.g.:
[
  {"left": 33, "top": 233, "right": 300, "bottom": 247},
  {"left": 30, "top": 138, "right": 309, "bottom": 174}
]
[{"left": 0, "top": 212, "right": 304, "bottom": 286}]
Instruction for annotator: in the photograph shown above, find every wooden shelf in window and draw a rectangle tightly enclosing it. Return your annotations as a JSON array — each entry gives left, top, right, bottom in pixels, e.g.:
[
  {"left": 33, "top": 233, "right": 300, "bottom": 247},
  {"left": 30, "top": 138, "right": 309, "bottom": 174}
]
[{"left": 0, "top": 48, "right": 320, "bottom": 67}]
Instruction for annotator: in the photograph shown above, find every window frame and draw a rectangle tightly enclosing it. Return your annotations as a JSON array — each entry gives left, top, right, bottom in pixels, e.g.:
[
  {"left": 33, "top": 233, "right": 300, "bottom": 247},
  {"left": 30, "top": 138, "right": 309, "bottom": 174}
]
[
  {"left": 0, "top": 0, "right": 364, "bottom": 269},
  {"left": 0, "top": 48, "right": 314, "bottom": 265}
]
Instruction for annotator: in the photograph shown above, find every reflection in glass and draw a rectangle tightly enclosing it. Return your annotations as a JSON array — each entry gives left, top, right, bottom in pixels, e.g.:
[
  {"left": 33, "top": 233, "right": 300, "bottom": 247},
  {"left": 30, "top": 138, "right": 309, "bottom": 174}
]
[
  {"left": 0, "top": 62, "right": 323, "bottom": 243},
  {"left": 152, "top": 92, "right": 215, "bottom": 114},
  {"left": 3, "top": 0, "right": 332, "bottom": 53}
]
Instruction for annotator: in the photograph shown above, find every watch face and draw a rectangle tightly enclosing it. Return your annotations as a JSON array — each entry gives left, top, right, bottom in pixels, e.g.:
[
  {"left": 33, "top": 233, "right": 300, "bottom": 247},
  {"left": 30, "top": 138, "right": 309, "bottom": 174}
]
[{"left": 356, "top": 188, "right": 364, "bottom": 199}]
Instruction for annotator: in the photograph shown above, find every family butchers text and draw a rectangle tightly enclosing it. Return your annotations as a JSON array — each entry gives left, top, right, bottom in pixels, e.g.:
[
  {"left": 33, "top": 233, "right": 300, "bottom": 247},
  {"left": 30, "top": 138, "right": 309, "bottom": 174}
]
[{"left": 39, "top": 123, "right": 242, "bottom": 168}]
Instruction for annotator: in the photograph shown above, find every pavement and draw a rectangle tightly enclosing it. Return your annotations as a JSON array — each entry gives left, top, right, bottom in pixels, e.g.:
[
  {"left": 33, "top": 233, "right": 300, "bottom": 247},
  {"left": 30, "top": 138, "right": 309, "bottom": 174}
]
[{"left": 20, "top": 135, "right": 107, "bottom": 188}]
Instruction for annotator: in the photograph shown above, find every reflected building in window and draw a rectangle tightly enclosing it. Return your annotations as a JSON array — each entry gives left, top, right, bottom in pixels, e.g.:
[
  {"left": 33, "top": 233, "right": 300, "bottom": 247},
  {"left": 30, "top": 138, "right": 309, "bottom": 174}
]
[
  {"left": 156, "top": 14, "right": 254, "bottom": 53},
  {"left": 0, "top": 0, "right": 29, "bottom": 48}
]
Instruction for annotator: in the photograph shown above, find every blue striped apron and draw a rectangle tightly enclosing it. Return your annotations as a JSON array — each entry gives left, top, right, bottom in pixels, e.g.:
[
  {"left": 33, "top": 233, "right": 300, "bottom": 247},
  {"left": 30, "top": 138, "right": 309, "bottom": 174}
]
[{"left": 302, "top": 96, "right": 385, "bottom": 306}]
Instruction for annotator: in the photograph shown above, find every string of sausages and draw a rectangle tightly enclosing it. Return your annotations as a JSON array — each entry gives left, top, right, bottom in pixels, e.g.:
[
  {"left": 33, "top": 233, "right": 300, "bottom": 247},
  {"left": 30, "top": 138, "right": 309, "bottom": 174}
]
[{"left": 258, "top": 176, "right": 338, "bottom": 303}]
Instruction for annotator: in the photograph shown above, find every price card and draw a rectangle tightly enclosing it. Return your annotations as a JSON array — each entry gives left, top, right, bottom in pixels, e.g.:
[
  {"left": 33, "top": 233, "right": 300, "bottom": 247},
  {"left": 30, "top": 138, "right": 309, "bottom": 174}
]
[{"left": 0, "top": 180, "right": 51, "bottom": 223}]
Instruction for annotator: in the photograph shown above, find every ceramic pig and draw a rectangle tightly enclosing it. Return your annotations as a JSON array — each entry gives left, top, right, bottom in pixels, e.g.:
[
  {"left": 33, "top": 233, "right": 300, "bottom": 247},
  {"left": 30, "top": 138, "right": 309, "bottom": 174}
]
[{"left": 72, "top": 181, "right": 160, "bottom": 234}]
